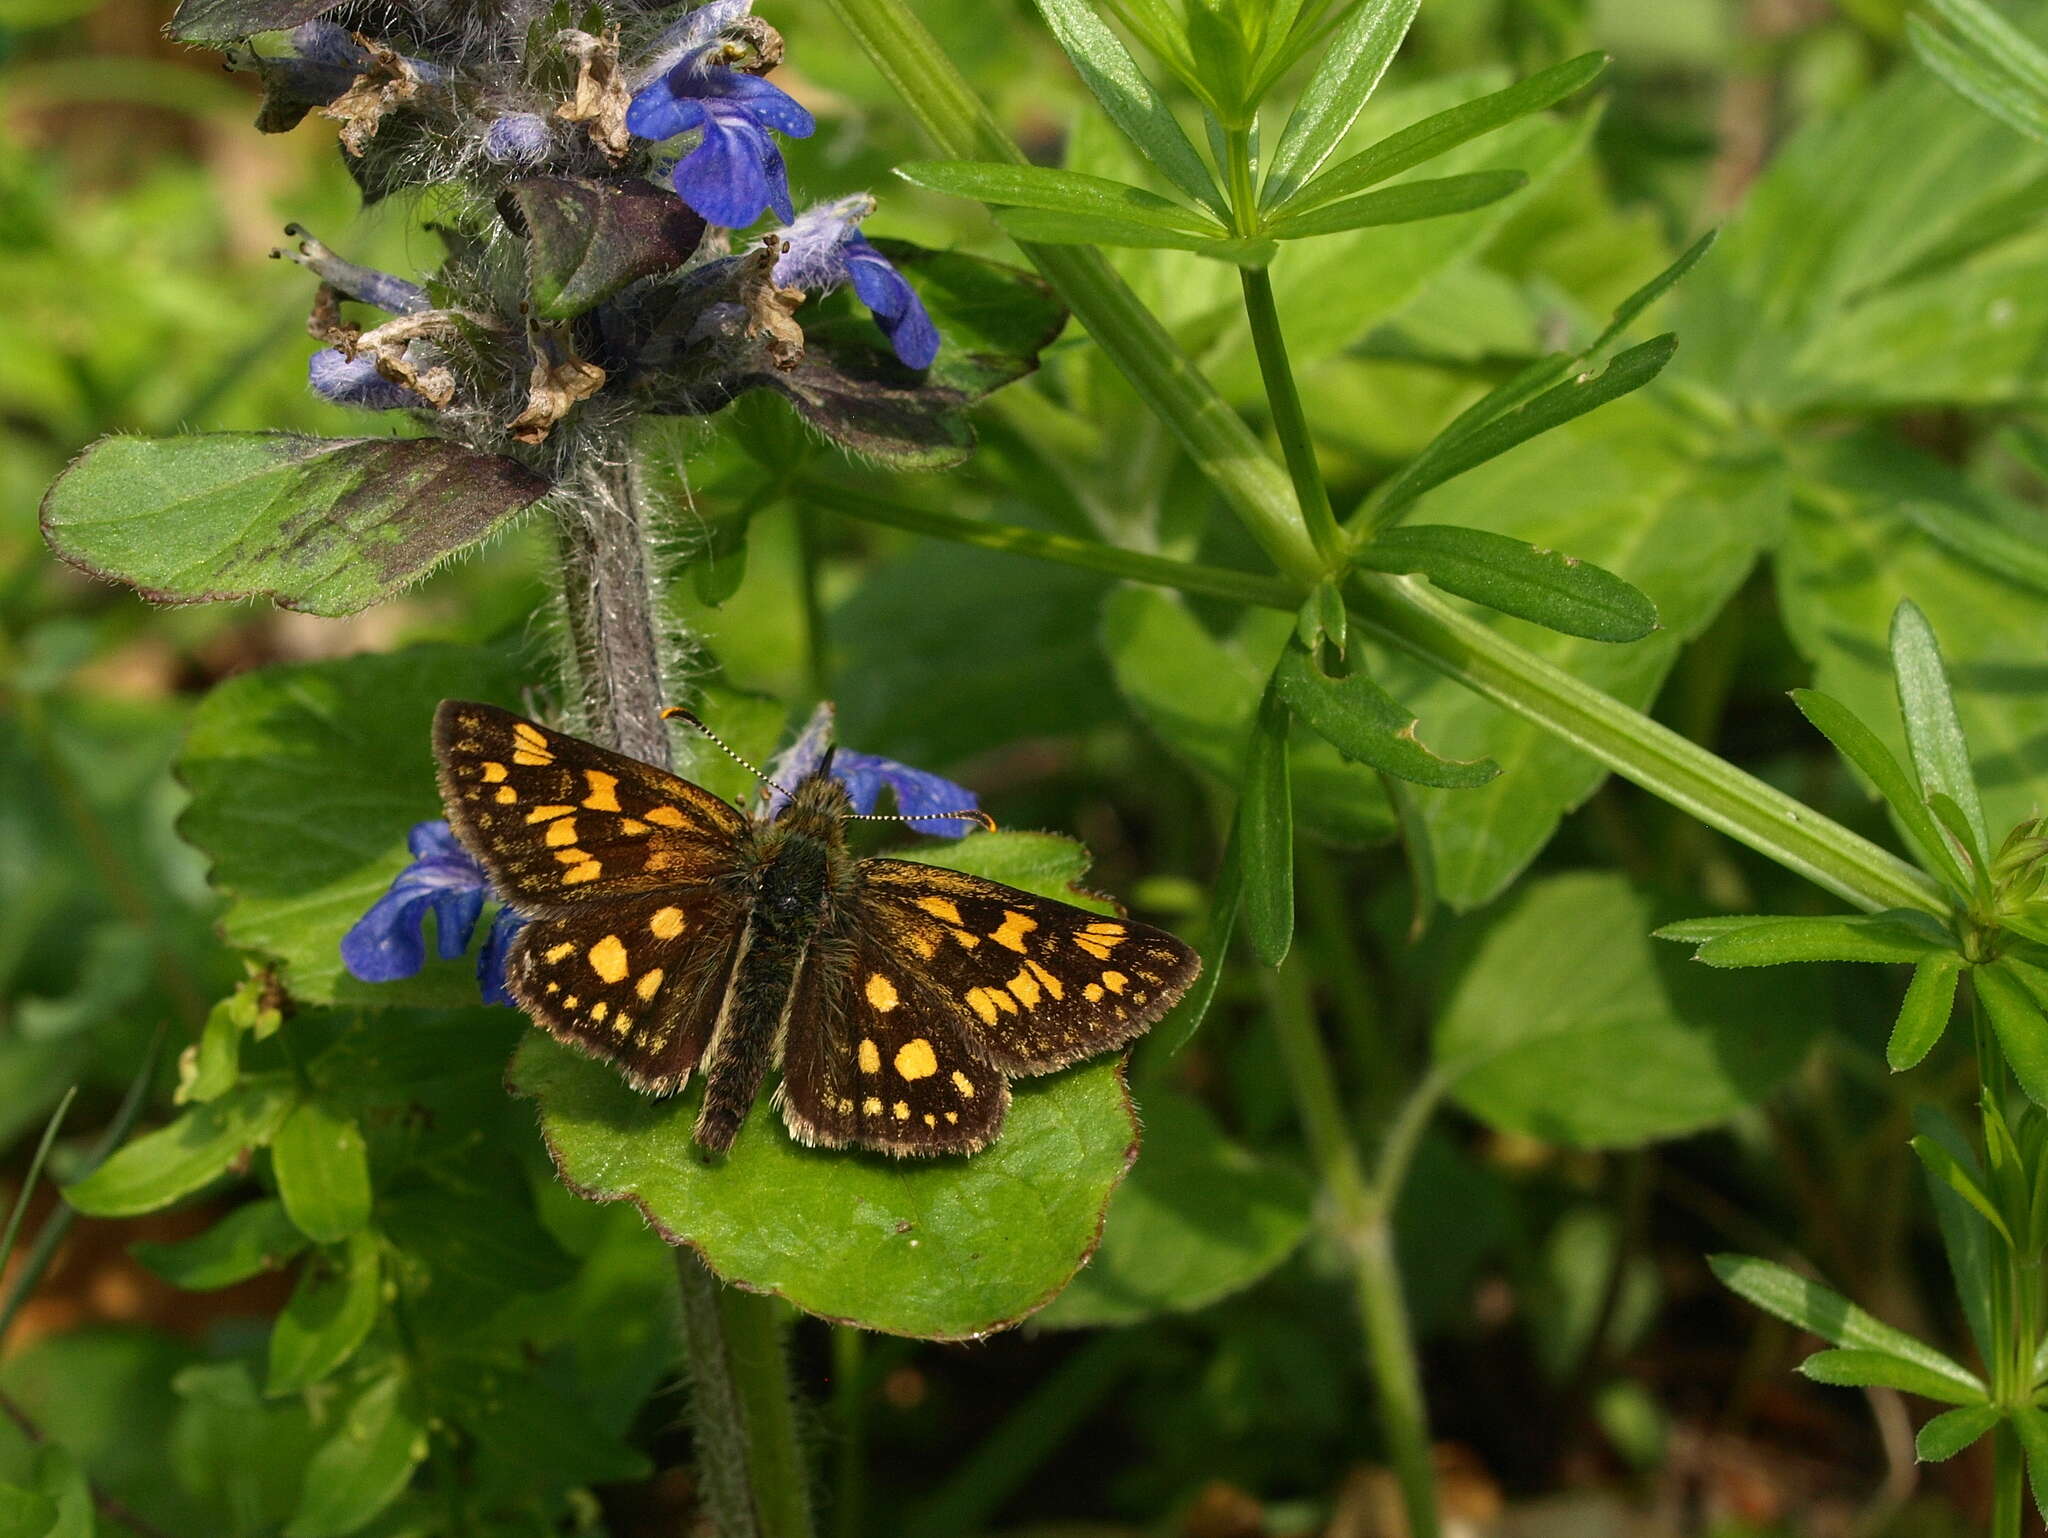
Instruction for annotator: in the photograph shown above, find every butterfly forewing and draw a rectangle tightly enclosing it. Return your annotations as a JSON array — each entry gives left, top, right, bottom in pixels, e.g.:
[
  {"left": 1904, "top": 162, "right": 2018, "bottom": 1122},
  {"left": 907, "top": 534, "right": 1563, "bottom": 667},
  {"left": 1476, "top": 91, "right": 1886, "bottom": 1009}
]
[
  {"left": 855, "top": 860, "right": 1201, "bottom": 1076},
  {"left": 435, "top": 700, "right": 749, "bottom": 915},
  {"left": 776, "top": 933, "right": 1010, "bottom": 1155},
  {"left": 508, "top": 889, "right": 748, "bottom": 1095}
]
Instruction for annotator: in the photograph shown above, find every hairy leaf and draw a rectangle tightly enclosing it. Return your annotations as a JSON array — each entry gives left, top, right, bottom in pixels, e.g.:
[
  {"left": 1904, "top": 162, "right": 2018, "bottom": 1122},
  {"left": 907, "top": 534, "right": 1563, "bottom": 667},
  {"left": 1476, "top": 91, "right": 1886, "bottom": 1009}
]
[
  {"left": 512, "top": 833, "right": 1142, "bottom": 1339},
  {"left": 170, "top": 0, "right": 341, "bottom": 41},
  {"left": 179, "top": 644, "right": 529, "bottom": 1007},
  {"left": 1891, "top": 955, "right": 1964, "bottom": 1071},
  {"left": 1261, "top": 0, "right": 1421, "bottom": 206},
  {"left": 1891, "top": 599, "right": 1989, "bottom": 862},
  {"left": 897, "top": 161, "right": 1219, "bottom": 234},
  {"left": 509, "top": 177, "right": 706, "bottom": 321},
  {"left": 1800, "top": 1348, "right": 1986, "bottom": 1406},
  {"left": 1917, "top": 1405, "right": 2002, "bottom": 1463},
  {"left": 41, "top": 434, "right": 552, "bottom": 617},
  {"left": 1674, "top": 911, "right": 1954, "bottom": 968}
]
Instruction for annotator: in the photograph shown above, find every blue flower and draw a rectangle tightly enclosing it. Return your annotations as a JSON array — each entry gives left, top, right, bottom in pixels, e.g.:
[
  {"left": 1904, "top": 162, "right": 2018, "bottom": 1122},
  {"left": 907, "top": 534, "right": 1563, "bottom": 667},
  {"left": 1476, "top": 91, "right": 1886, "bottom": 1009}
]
[
  {"left": 773, "top": 195, "right": 941, "bottom": 369},
  {"left": 765, "top": 703, "right": 981, "bottom": 838},
  {"left": 341, "top": 821, "right": 524, "bottom": 1004},
  {"left": 627, "top": 1, "right": 814, "bottom": 228},
  {"left": 309, "top": 348, "right": 415, "bottom": 410}
]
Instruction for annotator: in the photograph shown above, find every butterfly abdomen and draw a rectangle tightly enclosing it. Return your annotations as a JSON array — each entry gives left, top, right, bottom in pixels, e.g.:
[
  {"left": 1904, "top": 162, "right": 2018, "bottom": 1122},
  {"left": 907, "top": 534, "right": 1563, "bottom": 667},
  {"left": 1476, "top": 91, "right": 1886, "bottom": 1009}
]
[{"left": 691, "top": 820, "right": 850, "bottom": 1153}]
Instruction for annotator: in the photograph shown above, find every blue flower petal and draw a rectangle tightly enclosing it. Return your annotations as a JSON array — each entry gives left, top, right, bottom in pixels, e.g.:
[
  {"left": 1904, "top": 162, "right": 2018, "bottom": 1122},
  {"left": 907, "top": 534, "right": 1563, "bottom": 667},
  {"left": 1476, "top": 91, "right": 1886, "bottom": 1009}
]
[
  {"left": 478, "top": 906, "right": 526, "bottom": 1006},
  {"left": 670, "top": 102, "right": 794, "bottom": 227},
  {"left": 833, "top": 752, "right": 980, "bottom": 838},
  {"left": 341, "top": 820, "right": 491, "bottom": 984},
  {"left": 626, "top": 79, "right": 706, "bottom": 142},
  {"left": 702, "top": 70, "right": 815, "bottom": 137},
  {"left": 308, "top": 348, "right": 415, "bottom": 410},
  {"left": 845, "top": 236, "right": 940, "bottom": 369}
]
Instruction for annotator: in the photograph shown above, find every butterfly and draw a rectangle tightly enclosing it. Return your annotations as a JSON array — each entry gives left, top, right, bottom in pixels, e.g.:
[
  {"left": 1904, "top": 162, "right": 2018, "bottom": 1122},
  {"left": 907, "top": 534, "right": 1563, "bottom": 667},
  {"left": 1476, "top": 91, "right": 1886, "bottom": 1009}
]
[{"left": 433, "top": 700, "right": 1200, "bottom": 1156}]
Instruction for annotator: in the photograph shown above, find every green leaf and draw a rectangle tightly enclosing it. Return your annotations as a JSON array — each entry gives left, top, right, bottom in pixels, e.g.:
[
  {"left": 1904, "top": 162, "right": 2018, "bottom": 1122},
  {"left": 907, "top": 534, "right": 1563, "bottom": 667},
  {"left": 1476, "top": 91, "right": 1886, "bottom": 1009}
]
[
  {"left": 991, "top": 208, "right": 1278, "bottom": 264},
  {"left": 284, "top": 1369, "right": 426, "bottom": 1538},
  {"left": 178, "top": 644, "right": 529, "bottom": 1006},
  {"left": 509, "top": 176, "right": 706, "bottom": 321},
  {"left": 1910, "top": 9, "right": 2048, "bottom": 144},
  {"left": 1890, "top": 599, "right": 1989, "bottom": 864},
  {"left": 1261, "top": 0, "right": 1421, "bottom": 209},
  {"left": 1366, "top": 397, "right": 1782, "bottom": 908},
  {"left": 1709, "top": 1254, "right": 1986, "bottom": 1396},
  {"left": 271, "top": 1099, "right": 372, "bottom": 1244},
  {"left": 267, "top": 1231, "right": 381, "bottom": 1396},
  {"left": 1976, "top": 961, "right": 2048, "bottom": 1107},
  {"left": 1777, "top": 442, "right": 2048, "bottom": 856},
  {"left": 2014, "top": 1405, "right": 2048, "bottom": 1522},
  {"left": 1438, "top": 875, "right": 1822, "bottom": 1148},
  {"left": 1239, "top": 686, "right": 1294, "bottom": 968},
  {"left": 1590, "top": 229, "right": 1719, "bottom": 356},
  {"left": 64, "top": 1075, "right": 297, "bottom": 1218},
  {"left": 40, "top": 434, "right": 552, "bottom": 618},
  {"left": 1925, "top": 0, "right": 2048, "bottom": 100},
  {"left": 1800, "top": 1348, "right": 1988, "bottom": 1406},
  {"left": 1791, "top": 687, "right": 1972, "bottom": 897},
  {"left": 177, "top": 996, "right": 242, "bottom": 1106},
  {"left": 170, "top": 0, "right": 335, "bottom": 42},
  {"left": 1891, "top": 955, "right": 1964, "bottom": 1071},
  {"left": 1097, "top": 588, "right": 1393, "bottom": 846},
  {"left": 1265, "top": 170, "right": 1525, "bottom": 240},
  {"left": 377, "top": 1188, "right": 578, "bottom": 1295},
  {"left": 1899, "top": 497, "right": 2048, "bottom": 602},
  {"left": 1917, "top": 1405, "right": 2003, "bottom": 1463},
  {"left": 0, "top": 1485, "right": 57, "bottom": 1538},
  {"left": 31, "top": 1447, "right": 91, "bottom": 1538},
  {"left": 132, "top": 1199, "right": 310, "bottom": 1290},
  {"left": 1271, "top": 52, "right": 1608, "bottom": 216},
  {"left": 1682, "top": 912, "right": 1954, "bottom": 968},
  {"left": 721, "top": 241, "right": 1068, "bottom": 469},
  {"left": 1911, "top": 1133, "right": 2015, "bottom": 1246},
  {"left": 1916, "top": 1105, "right": 1998, "bottom": 1368},
  {"left": 1365, "top": 335, "right": 1677, "bottom": 525},
  {"left": 513, "top": 833, "right": 1141, "bottom": 1338},
  {"left": 1271, "top": 641, "right": 1498, "bottom": 789},
  {"left": 897, "top": 161, "right": 1218, "bottom": 234},
  {"left": 1027, "top": 0, "right": 1224, "bottom": 211},
  {"left": 1036, "top": 1092, "right": 1309, "bottom": 1328},
  {"left": 1358, "top": 524, "right": 1659, "bottom": 643},
  {"left": 1142, "top": 824, "right": 1241, "bottom": 1061}
]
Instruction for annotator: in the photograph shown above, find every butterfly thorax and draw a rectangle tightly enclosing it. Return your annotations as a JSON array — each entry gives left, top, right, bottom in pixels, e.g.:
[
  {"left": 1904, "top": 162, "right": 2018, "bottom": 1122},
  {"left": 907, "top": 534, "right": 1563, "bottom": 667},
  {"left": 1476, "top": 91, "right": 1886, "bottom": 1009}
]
[{"left": 695, "top": 773, "right": 858, "bottom": 1151}]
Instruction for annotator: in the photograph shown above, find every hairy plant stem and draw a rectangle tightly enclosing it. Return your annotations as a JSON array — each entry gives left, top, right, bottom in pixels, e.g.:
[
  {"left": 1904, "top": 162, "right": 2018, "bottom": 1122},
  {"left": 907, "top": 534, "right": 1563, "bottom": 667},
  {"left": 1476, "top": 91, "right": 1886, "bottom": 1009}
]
[
  {"left": 1264, "top": 959, "right": 1440, "bottom": 1538},
  {"left": 551, "top": 436, "right": 814, "bottom": 1538}
]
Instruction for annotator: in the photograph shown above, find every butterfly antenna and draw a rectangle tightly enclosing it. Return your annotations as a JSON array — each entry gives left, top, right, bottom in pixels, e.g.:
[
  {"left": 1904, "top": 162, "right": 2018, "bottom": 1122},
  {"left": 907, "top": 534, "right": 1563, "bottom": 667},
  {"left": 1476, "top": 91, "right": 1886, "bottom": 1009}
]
[
  {"left": 661, "top": 707, "right": 794, "bottom": 800},
  {"left": 664, "top": 707, "right": 997, "bottom": 833}
]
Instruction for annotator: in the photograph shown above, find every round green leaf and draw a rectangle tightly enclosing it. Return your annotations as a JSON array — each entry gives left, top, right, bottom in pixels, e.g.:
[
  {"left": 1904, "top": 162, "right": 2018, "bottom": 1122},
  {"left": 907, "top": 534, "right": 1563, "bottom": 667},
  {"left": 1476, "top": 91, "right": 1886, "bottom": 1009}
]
[
  {"left": 64, "top": 1075, "right": 298, "bottom": 1218},
  {"left": 1437, "top": 874, "right": 1822, "bottom": 1148},
  {"left": 511, "top": 832, "right": 1145, "bottom": 1339},
  {"left": 271, "top": 1099, "right": 373, "bottom": 1243},
  {"left": 1035, "top": 1090, "right": 1309, "bottom": 1328}
]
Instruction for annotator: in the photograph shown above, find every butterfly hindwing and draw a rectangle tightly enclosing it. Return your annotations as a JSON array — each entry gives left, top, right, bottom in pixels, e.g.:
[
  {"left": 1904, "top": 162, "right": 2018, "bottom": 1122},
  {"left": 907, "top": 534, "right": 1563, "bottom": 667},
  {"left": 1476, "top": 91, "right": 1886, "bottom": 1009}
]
[
  {"left": 775, "top": 932, "right": 1011, "bottom": 1156},
  {"left": 506, "top": 888, "right": 747, "bottom": 1094},
  {"left": 856, "top": 860, "right": 1201, "bottom": 1076},
  {"left": 434, "top": 700, "right": 749, "bottom": 915}
]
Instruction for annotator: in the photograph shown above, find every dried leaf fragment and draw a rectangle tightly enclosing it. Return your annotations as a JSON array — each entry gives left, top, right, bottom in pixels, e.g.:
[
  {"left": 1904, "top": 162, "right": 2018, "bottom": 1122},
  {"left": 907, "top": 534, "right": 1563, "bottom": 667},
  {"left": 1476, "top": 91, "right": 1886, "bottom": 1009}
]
[
  {"left": 739, "top": 236, "right": 805, "bottom": 372},
  {"left": 555, "top": 28, "right": 631, "bottom": 161},
  {"left": 318, "top": 35, "right": 426, "bottom": 156},
  {"left": 509, "top": 329, "right": 608, "bottom": 443}
]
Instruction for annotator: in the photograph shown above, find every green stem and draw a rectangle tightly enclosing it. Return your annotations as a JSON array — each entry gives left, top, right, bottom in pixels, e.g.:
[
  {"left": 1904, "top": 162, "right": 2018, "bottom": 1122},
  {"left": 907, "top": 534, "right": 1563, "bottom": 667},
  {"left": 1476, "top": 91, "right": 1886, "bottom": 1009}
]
[
  {"left": 794, "top": 502, "right": 831, "bottom": 701},
  {"left": 1264, "top": 960, "right": 1440, "bottom": 1538},
  {"left": 1350, "top": 574, "right": 1947, "bottom": 916},
  {"left": 820, "top": 0, "right": 1321, "bottom": 586},
  {"left": 1238, "top": 265, "right": 1345, "bottom": 569},
  {"left": 802, "top": 479, "right": 1304, "bottom": 609},
  {"left": 830, "top": 1328, "right": 867, "bottom": 1538},
  {"left": 1995, "top": 1422, "right": 2025, "bottom": 1538},
  {"left": 557, "top": 436, "right": 813, "bottom": 1538}
]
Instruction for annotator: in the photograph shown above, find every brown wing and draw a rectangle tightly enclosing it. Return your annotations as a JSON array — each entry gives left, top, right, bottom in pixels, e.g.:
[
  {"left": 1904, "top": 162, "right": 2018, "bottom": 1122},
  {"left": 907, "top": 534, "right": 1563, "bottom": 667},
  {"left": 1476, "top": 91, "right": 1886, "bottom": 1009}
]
[
  {"left": 434, "top": 700, "right": 749, "bottom": 917},
  {"left": 507, "top": 888, "right": 747, "bottom": 1096},
  {"left": 855, "top": 859, "right": 1200, "bottom": 1075},
  {"left": 774, "top": 932, "right": 1009, "bottom": 1157}
]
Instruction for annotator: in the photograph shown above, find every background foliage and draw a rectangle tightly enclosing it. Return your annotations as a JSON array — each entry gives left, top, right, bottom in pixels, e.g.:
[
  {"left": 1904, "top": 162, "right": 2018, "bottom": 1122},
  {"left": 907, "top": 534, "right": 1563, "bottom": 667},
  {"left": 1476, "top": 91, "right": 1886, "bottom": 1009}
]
[{"left": 7, "top": 0, "right": 2048, "bottom": 1535}]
